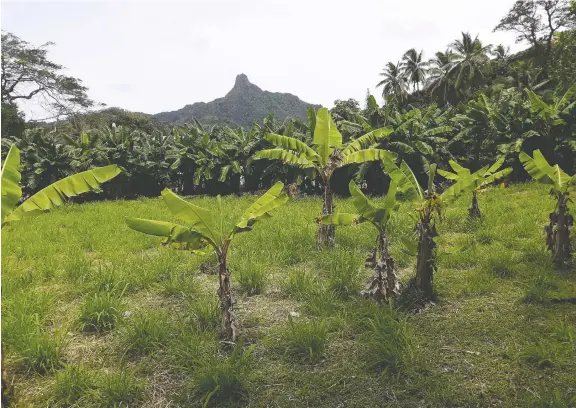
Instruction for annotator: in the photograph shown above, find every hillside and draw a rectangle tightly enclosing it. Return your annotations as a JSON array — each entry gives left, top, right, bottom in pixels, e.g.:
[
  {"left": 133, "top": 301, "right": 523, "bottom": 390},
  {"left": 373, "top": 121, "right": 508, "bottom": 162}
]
[{"left": 153, "top": 74, "right": 321, "bottom": 127}]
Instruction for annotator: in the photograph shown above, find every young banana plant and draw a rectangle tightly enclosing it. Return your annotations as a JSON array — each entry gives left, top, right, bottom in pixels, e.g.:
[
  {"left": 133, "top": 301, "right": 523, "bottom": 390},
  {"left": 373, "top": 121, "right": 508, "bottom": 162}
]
[
  {"left": 1, "top": 144, "right": 121, "bottom": 407},
  {"left": 1, "top": 145, "right": 122, "bottom": 227},
  {"left": 382, "top": 157, "right": 481, "bottom": 298},
  {"left": 437, "top": 157, "right": 512, "bottom": 218},
  {"left": 254, "top": 107, "right": 396, "bottom": 249},
  {"left": 125, "top": 182, "right": 288, "bottom": 341},
  {"left": 519, "top": 149, "right": 575, "bottom": 264},
  {"left": 320, "top": 180, "right": 401, "bottom": 302}
]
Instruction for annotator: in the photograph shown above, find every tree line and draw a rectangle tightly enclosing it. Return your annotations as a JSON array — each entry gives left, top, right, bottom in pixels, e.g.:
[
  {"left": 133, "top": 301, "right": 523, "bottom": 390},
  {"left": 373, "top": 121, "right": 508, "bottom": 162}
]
[{"left": 1, "top": 85, "right": 574, "bottom": 200}]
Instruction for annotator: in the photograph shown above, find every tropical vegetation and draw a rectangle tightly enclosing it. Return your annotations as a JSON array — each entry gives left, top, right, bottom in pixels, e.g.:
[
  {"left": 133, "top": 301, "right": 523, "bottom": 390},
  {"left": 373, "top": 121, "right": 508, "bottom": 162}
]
[
  {"left": 125, "top": 183, "right": 288, "bottom": 340},
  {"left": 1, "top": 1, "right": 576, "bottom": 406}
]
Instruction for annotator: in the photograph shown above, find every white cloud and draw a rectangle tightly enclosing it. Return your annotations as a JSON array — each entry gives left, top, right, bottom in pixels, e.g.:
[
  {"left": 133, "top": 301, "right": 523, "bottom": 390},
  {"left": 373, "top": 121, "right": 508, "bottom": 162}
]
[{"left": 2, "top": 0, "right": 521, "bottom": 119}]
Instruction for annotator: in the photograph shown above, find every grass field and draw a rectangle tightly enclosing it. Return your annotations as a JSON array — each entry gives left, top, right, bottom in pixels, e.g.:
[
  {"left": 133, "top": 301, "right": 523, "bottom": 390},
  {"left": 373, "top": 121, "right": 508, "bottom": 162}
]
[{"left": 2, "top": 182, "right": 576, "bottom": 407}]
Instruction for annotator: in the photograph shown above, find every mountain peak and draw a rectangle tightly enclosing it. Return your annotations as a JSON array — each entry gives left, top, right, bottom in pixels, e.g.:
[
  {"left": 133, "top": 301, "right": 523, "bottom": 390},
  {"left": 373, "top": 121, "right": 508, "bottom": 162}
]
[
  {"left": 153, "top": 75, "right": 321, "bottom": 128},
  {"left": 234, "top": 73, "right": 250, "bottom": 87}
]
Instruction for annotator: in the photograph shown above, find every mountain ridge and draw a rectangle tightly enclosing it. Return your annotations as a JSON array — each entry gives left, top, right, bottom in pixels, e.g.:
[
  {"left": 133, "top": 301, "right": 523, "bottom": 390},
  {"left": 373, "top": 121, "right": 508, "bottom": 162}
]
[{"left": 152, "top": 74, "right": 321, "bottom": 127}]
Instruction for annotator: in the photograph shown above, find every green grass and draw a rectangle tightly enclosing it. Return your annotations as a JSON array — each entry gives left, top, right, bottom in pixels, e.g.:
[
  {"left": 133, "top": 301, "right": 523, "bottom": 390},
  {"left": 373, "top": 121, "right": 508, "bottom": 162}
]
[
  {"left": 2, "top": 183, "right": 576, "bottom": 407},
  {"left": 77, "top": 291, "right": 125, "bottom": 333},
  {"left": 122, "top": 311, "right": 172, "bottom": 357},
  {"left": 282, "top": 317, "right": 329, "bottom": 363}
]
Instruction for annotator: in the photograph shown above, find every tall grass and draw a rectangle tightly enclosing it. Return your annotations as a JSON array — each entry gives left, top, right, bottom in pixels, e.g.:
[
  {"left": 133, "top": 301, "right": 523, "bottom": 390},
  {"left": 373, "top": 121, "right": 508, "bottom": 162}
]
[{"left": 1, "top": 183, "right": 575, "bottom": 407}]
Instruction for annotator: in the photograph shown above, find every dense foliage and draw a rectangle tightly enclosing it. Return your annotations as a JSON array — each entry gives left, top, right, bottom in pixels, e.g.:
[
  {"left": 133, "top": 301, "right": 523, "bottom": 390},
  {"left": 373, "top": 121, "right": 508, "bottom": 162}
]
[{"left": 2, "top": 83, "right": 574, "bottom": 201}]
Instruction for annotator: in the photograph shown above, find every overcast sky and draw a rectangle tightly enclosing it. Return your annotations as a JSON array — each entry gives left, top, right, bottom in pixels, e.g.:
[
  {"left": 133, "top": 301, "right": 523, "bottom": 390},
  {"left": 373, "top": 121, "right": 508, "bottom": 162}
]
[{"left": 2, "top": 0, "right": 522, "bottom": 119}]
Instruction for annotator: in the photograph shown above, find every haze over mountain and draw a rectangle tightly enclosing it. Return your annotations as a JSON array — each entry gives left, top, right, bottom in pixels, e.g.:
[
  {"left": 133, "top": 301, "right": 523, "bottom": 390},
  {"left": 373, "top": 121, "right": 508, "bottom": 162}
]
[{"left": 153, "top": 74, "right": 321, "bottom": 128}]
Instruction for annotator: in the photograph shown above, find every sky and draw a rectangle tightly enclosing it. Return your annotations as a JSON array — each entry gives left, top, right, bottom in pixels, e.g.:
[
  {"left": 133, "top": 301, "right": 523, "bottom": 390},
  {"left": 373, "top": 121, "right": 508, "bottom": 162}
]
[{"left": 2, "top": 0, "right": 523, "bottom": 120}]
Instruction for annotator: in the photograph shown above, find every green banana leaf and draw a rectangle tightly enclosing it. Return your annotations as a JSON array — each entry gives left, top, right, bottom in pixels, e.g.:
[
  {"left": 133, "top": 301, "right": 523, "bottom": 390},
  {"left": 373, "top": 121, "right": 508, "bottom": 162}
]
[
  {"left": 519, "top": 149, "right": 572, "bottom": 191},
  {"left": 1, "top": 145, "right": 22, "bottom": 224},
  {"left": 415, "top": 141, "right": 434, "bottom": 156},
  {"left": 254, "top": 149, "right": 314, "bottom": 168},
  {"left": 448, "top": 159, "right": 470, "bottom": 176},
  {"left": 440, "top": 167, "right": 486, "bottom": 203},
  {"left": 125, "top": 217, "right": 206, "bottom": 250},
  {"left": 160, "top": 188, "right": 222, "bottom": 246},
  {"left": 4, "top": 163, "right": 121, "bottom": 225},
  {"left": 342, "top": 149, "right": 396, "bottom": 165},
  {"left": 349, "top": 181, "right": 377, "bottom": 218},
  {"left": 235, "top": 181, "right": 288, "bottom": 232},
  {"left": 382, "top": 157, "right": 424, "bottom": 200},
  {"left": 486, "top": 157, "right": 505, "bottom": 175},
  {"left": 427, "top": 164, "right": 437, "bottom": 195},
  {"left": 482, "top": 167, "right": 512, "bottom": 187},
  {"left": 341, "top": 127, "right": 393, "bottom": 155},
  {"left": 383, "top": 180, "right": 399, "bottom": 212},
  {"left": 264, "top": 134, "right": 319, "bottom": 160},
  {"left": 437, "top": 168, "right": 459, "bottom": 180},
  {"left": 314, "top": 108, "right": 342, "bottom": 166}
]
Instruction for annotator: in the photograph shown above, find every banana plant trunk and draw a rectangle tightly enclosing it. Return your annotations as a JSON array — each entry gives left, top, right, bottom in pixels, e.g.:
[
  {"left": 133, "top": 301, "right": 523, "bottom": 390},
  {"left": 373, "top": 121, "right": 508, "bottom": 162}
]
[
  {"left": 546, "top": 193, "right": 573, "bottom": 264},
  {"left": 217, "top": 253, "right": 237, "bottom": 341},
  {"left": 317, "top": 182, "right": 335, "bottom": 249},
  {"left": 415, "top": 208, "right": 438, "bottom": 298},
  {"left": 468, "top": 190, "right": 481, "bottom": 218},
  {"left": 361, "top": 233, "right": 399, "bottom": 301}
]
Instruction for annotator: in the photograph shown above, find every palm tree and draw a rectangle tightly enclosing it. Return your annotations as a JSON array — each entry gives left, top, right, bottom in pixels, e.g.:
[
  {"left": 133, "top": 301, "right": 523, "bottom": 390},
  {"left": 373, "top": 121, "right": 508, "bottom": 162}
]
[
  {"left": 376, "top": 62, "right": 407, "bottom": 104},
  {"left": 425, "top": 50, "right": 458, "bottom": 105},
  {"left": 491, "top": 44, "right": 510, "bottom": 60},
  {"left": 449, "top": 32, "right": 492, "bottom": 93},
  {"left": 401, "top": 48, "right": 428, "bottom": 92}
]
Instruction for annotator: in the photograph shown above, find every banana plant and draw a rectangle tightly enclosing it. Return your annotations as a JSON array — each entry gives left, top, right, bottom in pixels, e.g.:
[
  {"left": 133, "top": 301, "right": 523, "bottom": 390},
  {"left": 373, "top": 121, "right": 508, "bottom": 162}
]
[
  {"left": 320, "top": 180, "right": 401, "bottom": 301},
  {"left": 1, "top": 145, "right": 121, "bottom": 227},
  {"left": 519, "top": 149, "right": 575, "bottom": 264},
  {"left": 382, "top": 157, "right": 481, "bottom": 298},
  {"left": 254, "top": 107, "right": 396, "bottom": 248},
  {"left": 125, "top": 182, "right": 288, "bottom": 341},
  {"left": 437, "top": 157, "right": 512, "bottom": 218}
]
